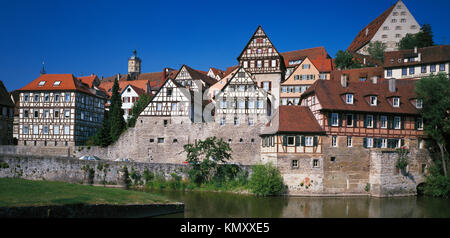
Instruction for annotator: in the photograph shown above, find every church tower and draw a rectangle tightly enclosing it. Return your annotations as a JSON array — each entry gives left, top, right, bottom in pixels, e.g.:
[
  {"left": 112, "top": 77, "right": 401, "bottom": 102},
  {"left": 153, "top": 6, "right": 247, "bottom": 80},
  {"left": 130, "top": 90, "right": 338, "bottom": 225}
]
[{"left": 128, "top": 50, "right": 141, "bottom": 80}]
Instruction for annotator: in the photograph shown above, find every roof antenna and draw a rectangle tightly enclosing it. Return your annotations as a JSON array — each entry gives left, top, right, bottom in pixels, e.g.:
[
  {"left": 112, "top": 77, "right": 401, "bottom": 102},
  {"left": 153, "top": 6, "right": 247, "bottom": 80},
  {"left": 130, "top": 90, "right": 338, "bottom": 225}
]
[{"left": 40, "top": 61, "right": 46, "bottom": 75}]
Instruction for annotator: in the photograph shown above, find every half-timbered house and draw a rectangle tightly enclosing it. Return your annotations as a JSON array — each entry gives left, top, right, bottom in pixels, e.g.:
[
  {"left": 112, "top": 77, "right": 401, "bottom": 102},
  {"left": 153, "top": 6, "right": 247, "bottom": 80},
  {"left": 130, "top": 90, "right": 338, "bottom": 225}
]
[
  {"left": 173, "top": 65, "right": 217, "bottom": 92},
  {"left": 17, "top": 74, "right": 107, "bottom": 147},
  {"left": 0, "top": 80, "right": 15, "bottom": 145}
]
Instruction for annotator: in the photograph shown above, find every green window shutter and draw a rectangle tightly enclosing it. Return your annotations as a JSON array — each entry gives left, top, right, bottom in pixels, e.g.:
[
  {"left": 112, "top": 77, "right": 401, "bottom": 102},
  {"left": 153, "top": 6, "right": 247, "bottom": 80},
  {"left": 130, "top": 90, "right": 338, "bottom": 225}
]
[
  {"left": 338, "top": 113, "right": 342, "bottom": 127},
  {"left": 401, "top": 117, "right": 405, "bottom": 129},
  {"left": 301, "top": 136, "right": 305, "bottom": 146},
  {"left": 387, "top": 139, "right": 392, "bottom": 148},
  {"left": 363, "top": 115, "right": 367, "bottom": 128},
  {"left": 401, "top": 139, "right": 405, "bottom": 147},
  {"left": 363, "top": 138, "right": 367, "bottom": 148},
  {"left": 354, "top": 114, "right": 358, "bottom": 128},
  {"left": 295, "top": 135, "right": 300, "bottom": 146},
  {"left": 327, "top": 113, "right": 332, "bottom": 126},
  {"left": 414, "top": 117, "right": 418, "bottom": 130},
  {"left": 313, "top": 136, "right": 318, "bottom": 146},
  {"left": 283, "top": 136, "right": 287, "bottom": 146},
  {"left": 374, "top": 115, "right": 378, "bottom": 129}
]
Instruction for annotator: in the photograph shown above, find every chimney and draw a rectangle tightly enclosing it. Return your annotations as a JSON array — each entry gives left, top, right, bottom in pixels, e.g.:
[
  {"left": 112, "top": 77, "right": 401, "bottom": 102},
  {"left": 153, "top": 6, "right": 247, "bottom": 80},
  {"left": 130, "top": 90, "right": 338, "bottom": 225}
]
[
  {"left": 341, "top": 74, "right": 348, "bottom": 88},
  {"left": 371, "top": 76, "right": 378, "bottom": 84},
  {"left": 389, "top": 78, "right": 396, "bottom": 92}
]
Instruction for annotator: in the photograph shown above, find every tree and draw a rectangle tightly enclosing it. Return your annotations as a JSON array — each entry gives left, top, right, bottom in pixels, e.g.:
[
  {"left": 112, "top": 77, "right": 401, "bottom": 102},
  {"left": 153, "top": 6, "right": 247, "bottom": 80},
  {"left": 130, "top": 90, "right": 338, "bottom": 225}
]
[
  {"left": 415, "top": 73, "right": 450, "bottom": 177},
  {"left": 334, "top": 50, "right": 362, "bottom": 70},
  {"left": 367, "top": 41, "right": 387, "bottom": 63},
  {"left": 127, "top": 93, "right": 151, "bottom": 128},
  {"left": 109, "top": 78, "right": 125, "bottom": 142},
  {"left": 399, "top": 24, "right": 434, "bottom": 50},
  {"left": 248, "top": 163, "right": 286, "bottom": 196},
  {"left": 184, "top": 137, "right": 232, "bottom": 184}
]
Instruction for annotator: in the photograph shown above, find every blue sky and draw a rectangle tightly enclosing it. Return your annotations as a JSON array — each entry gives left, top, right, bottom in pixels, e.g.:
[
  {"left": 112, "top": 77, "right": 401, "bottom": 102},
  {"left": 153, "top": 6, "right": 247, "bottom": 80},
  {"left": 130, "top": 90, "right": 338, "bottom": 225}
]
[{"left": 1, "top": 0, "right": 449, "bottom": 91}]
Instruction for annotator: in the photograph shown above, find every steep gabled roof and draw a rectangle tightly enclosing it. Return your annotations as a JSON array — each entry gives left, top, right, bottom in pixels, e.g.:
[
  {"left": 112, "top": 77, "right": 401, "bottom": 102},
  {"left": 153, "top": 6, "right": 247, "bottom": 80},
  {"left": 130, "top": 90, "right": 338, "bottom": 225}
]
[
  {"left": 347, "top": 3, "right": 396, "bottom": 52},
  {"left": 237, "top": 25, "right": 282, "bottom": 61},
  {"left": 302, "top": 79, "right": 420, "bottom": 115},
  {"left": 121, "top": 84, "right": 147, "bottom": 96},
  {"left": 209, "top": 67, "right": 225, "bottom": 78},
  {"left": 0, "top": 80, "right": 15, "bottom": 107},
  {"left": 261, "top": 106, "right": 324, "bottom": 135},
  {"left": 177, "top": 65, "right": 218, "bottom": 86},
  {"left": 78, "top": 75, "right": 98, "bottom": 88}
]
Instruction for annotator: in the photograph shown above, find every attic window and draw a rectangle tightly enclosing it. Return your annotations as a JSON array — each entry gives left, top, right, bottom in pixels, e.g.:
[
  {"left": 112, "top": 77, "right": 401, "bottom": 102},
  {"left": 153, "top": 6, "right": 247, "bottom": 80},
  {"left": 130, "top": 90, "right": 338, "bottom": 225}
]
[
  {"left": 346, "top": 94, "right": 354, "bottom": 104},
  {"left": 53, "top": 81, "right": 61, "bottom": 86},
  {"left": 38, "top": 81, "right": 46, "bottom": 86},
  {"left": 370, "top": 96, "right": 377, "bottom": 106}
]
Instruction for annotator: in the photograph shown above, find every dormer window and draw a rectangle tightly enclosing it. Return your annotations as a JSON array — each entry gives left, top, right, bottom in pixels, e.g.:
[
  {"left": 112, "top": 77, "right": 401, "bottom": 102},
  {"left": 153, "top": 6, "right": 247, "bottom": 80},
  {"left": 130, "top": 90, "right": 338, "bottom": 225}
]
[
  {"left": 38, "top": 81, "right": 46, "bottom": 86},
  {"left": 53, "top": 81, "right": 61, "bottom": 86},
  {"left": 346, "top": 94, "right": 354, "bottom": 104},
  {"left": 393, "top": 97, "right": 400, "bottom": 107},
  {"left": 370, "top": 96, "right": 377, "bottom": 106},
  {"left": 416, "top": 99, "right": 423, "bottom": 109}
]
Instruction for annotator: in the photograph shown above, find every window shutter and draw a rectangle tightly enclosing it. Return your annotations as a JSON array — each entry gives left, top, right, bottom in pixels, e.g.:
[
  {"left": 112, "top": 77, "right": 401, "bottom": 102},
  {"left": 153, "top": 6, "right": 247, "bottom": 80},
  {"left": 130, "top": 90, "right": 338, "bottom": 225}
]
[
  {"left": 313, "top": 136, "right": 318, "bottom": 146},
  {"left": 374, "top": 115, "right": 378, "bottom": 129},
  {"left": 283, "top": 136, "right": 287, "bottom": 146},
  {"left": 327, "top": 113, "right": 332, "bottom": 126},
  {"left": 401, "top": 139, "right": 405, "bottom": 147},
  {"left": 401, "top": 117, "right": 405, "bottom": 129},
  {"left": 354, "top": 114, "right": 358, "bottom": 128},
  {"left": 414, "top": 117, "right": 418, "bottom": 130},
  {"left": 364, "top": 115, "right": 367, "bottom": 128},
  {"left": 301, "top": 136, "right": 305, "bottom": 146},
  {"left": 338, "top": 113, "right": 343, "bottom": 127},
  {"left": 363, "top": 138, "right": 367, "bottom": 148},
  {"left": 295, "top": 136, "right": 300, "bottom": 146}
]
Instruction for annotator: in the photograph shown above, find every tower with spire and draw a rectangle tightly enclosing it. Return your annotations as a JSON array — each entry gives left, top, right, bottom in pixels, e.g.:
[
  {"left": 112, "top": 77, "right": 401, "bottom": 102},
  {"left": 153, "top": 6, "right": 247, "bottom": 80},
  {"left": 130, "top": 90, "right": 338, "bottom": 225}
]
[
  {"left": 128, "top": 49, "right": 141, "bottom": 80},
  {"left": 40, "top": 61, "right": 46, "bottom": 75}
]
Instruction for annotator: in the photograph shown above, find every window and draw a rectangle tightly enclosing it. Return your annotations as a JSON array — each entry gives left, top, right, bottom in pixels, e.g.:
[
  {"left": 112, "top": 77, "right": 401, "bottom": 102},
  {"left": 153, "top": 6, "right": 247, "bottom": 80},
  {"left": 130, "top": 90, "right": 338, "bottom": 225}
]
[
  {"left": 305, "top": 136, "right": 313, "bottom": 147},
  {"left": 400, "top": 18, "right": 406, "bottom": 23},
  {"left": 370, "top": 96, "right": 377, "bottom": 106},
  {"left": 257, "top": 48, "right": 262, "bottom": 54},
  {"left": 24, "top": 110, "right": 29, "bottom": 118},
  {"left": 54, "top": 110, "right": 59, "bottom": 118},
  {"left": 53, "top": 81, "right": 61, "bottom": 86},
  {"left": 263, "top": 82, "right": 270, "bottom": 92},
  {"left": 65, "top": 93, "right": 70, "bottom": 102},
  {"left": 411, "top": 25, "right": 417, "bottom": 29},
  {"left": 391, "top": 19, "right": 397, "bottom": 23},
  {"left": 292, "top": 160, "right": 298, "bottom": 168},
  {"left": 271, "top": 60, "right": 276, "bottom": 67},
  {"left": 383, "top": 26, "right": 389, "bottom": 30},
  {"left": 430, "top": 65, "right": 436, "bottom": 72},
  {"left": 394, "top": 116, "right": 401, "bottom": 129},
  {"left": 347, "top": 136, "right": 352, "bottom": 147},
  {"left": 393, "top": 97, "right": 400, "bottom": 107},
  {"left": 33, "top": 125, "right": 39, "bottom": 134},
  {"left": 366, "top": 138, "right": 373, "bottom": 148},
  {"left": 382, "top": 35, "right": 388, "bottom": 39},
  {"left": 409, "top": 67, "right": 415, "bottom": 75},
  {"left": 366, "top": 115, "right": 374, "bottom": 128},
  {"left": 23, "top": 126, "right": 29, "bottom": 134},
  {"left": 440, "top": 64, "right": 445, "bottom": 71},
  {"left": 44, "top": 94, "right": 49, "bottom": 102},
  {"left": 248, "top": 101, "right": 255, "bottom": 109},
  {"left": 331, "top": 113, "right": 339, "bottom": 126},
  {"left": 157, "top": 103, "right": 162, "bottom": 111},
  {"left": 64, "top": 126, "right": 70, "bottom": 135},
  {"left": 234, "top": 117, "right": 239, "bottom": 126},
  {"left": 243, "top": 61, "right": 248, "bottom": 68},
  {"left": 313, "top": 159, "right": 319, "bottom": 168},
  {"left": 34, "top": 110, "right": 38, "bottom": 118},
  {"left": 65, "top": 110, "right": 70, "bottom": 118},
  {"left": 332, "top": 136, "right": 337, "bottom": 147},
  {"left": 43, "top": 126, "right": 48, "bottom": 134},
  {"left": 396, "top": 34, "right": 401, "bottom": 38},
  {"left": 257, "top": 100, "right": 264, "bottom": 109},
  {"left": 416, "top": 99, "right": 423, "bottom": 109},
  {"left": 163, "top": 120, "right": 168, "bottom": 127},
  {"left": 167, "top": 89, "right": 172, "bottom": 96},
  {"left": 294, "top": 86, "right": 300, "bottom": 93},
  {"left": 248, "top": 117, "right": 254, "bottom": 126},
  {"left": 54, "top": 125, "right": 59, "bottom": 135},
  {"left": 281, "top": 86, "right": 287, "bottom": 93},
  {"left": 287, "top": 136, "right": 295, "bottom": 146},
  {"left": 381, "top": 139, "right": 387, "bottom": 148},
  {"left": 44, "top": 110, "right": 49, "bottom": 118},
  {"left": 417, "top": 117, "right": 423, "bottom": 130},
  {"left": 346, "top": 94, "right": 353, "bottom": 104},
  {"left": 396, "top": 26, "right": 402, "bottom": 30},
  {"left": 171, "top": 103, "right": 177, "bottom": 111},
  {"left": 380, "top": 116, "right": 387, "bottom": 128},
  {"left": 257, "top": 60, "right": 262, "bottom": 68},
  {"left": 38, "top": 81, "right": 46, "bottom": 86},
  {"left": 421, "top": 65, "right": 427, "bottom": 73},
  {"left": 302, "top": 64, "right": 310, "bottom": 69},
  {"left": 360, "top": 77, "right": 367, "bottom": 82},
  {"left": 346, "top": 114, "right": 353, "bottom": 127},
  {"left": 402, "top": 68, "right": 407, "bottom": 76},
  {"left": 387, "top": 69, "right": 392, "bottom": 77},
  {"left": 34, "top": 94, "right": 39, "bottom": 102},
  {"left": 247, "top": 49, "right": 251, "bottom": 54},
  {"left": 157, "top": 138, "right": 164, "bottom": 143},
  {"left": 24, "top": 94, "right": 29, "bottom": 102},
  {"left": 55, "top": 94, "right": 60, "bottom": 102}
]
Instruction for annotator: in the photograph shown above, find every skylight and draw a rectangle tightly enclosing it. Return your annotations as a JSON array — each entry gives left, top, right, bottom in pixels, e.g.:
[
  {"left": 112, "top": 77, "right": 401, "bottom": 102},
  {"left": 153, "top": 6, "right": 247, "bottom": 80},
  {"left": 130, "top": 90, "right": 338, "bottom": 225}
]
[
  {"left": 53, "top": 81, "right": 61, "bottom": 86},
  {"left": 38, "top": 81, "right": 46, "bottom": 86}
]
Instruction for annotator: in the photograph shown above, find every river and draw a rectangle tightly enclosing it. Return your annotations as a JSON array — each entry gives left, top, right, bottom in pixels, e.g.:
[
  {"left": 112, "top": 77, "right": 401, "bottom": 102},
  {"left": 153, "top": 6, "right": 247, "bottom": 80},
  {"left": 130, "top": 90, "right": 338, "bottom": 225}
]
[{"left": 150, "top": 190, "right": 450, "bottom": 218}]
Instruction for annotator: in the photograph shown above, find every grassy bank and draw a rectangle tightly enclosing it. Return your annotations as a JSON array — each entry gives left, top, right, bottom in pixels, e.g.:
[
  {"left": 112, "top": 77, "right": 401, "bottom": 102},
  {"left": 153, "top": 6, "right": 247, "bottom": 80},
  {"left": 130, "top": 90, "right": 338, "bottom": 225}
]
[{"left": 0, "top": 178, "right": 172, "bottom": 207}]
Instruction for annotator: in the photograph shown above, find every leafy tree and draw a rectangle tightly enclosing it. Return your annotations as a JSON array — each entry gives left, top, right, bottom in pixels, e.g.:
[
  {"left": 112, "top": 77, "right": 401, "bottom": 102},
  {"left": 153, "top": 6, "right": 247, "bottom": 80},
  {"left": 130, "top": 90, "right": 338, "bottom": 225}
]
[
  {"left": 415, "top": 73, "right": 450, "bottom": 177},
  {"left": 248, "top": 163, "right": 286, "bottom": 196},
  {"left": 109, "top": 78, "right": 125, "bottom": 142},
  {"left": 367, "top": 41, "right": 387, "bottom": 63},
  {"left": 399, "top": 24, "right": 434, "bottom": 50},
  {"left": 184, "top": 137, "right": 232, "bottom": 184},
  {"left": 86, "top": 111, "right": 112, "bottom": 147},
  {"left": 127, "top": 93, "right": 151, "bottom": 128},
  {"left": 334, "top": 50, "right": 362, "bottom": 70}
]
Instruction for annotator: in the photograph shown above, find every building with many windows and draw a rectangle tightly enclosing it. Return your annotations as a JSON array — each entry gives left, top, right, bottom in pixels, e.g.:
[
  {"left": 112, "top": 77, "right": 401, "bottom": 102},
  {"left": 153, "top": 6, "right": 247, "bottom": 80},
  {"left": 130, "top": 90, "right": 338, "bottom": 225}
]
[{"left": 17, "top": 74, "right": 107, "bottom": 147}]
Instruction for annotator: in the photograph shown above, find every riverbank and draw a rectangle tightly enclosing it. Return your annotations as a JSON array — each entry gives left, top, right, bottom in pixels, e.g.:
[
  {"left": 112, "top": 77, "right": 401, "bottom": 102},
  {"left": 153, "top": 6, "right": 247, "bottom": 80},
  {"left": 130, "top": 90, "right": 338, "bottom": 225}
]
[{"left": 0, "top": 178, "right": 183, "bottom": 218}]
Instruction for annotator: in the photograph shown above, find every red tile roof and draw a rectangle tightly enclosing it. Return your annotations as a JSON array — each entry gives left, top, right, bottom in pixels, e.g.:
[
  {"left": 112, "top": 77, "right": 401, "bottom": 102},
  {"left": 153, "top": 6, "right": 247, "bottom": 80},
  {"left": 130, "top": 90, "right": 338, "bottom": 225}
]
[
  {"left": 19, "top": 74, "right": 95, "bottom": 96},
  {"left": 99, "top": 80, "right": 150, "bottom": 97},
  {"left": 330, "top": 67, "right": 383, "bottom": 83},
  {"left": 310, "top": 58, "right": 334, "bottom": 72},
  {"left": 302, "top": 79, "right": 420, "bottom": 115},
  {"left": 209, "top": 67, "right": 225, "bottom": 78},
  {"left": 347, "top": 3, "right": 395, "bottom": 52},
  {"left": 78, "top": 75, "right": 98, "bottom": 88},
  {"left": 122, "top": 84, "right": 147, "bottom": 96},
  {"left": 261, "top": 106, "right": 324, "bottom": 135},
  {"left": 280, "top": 47, "right": 330, "bottom": 67},
  {"left": 384, "top": 45, "right": 450, "bottom": 68},
  {"left": 223, "top": 66, "right": 239, "bottom": 78},
  {"left": 181, "top": 65, "right": 218, "bottom": 86}
]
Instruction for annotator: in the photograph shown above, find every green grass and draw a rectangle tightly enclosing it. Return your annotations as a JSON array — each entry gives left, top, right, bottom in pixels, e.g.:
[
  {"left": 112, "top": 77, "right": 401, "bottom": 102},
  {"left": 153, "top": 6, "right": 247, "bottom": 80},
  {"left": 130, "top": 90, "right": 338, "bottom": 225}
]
[{"left": 0, "top": 178, "right": 174, "bottom": 207}]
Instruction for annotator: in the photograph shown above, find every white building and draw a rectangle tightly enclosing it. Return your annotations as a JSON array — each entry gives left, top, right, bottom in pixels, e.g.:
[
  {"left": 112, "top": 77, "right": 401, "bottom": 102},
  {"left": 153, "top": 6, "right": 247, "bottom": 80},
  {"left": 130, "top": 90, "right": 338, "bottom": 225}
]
[{"left": 121, "top": 84, "right": 146, "bottom": 121}]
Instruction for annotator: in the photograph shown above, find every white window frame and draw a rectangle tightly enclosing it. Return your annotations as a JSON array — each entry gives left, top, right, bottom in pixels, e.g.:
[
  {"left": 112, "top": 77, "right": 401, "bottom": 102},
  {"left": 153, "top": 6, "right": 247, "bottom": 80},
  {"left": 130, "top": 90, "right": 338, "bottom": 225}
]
[
  {"left": 393, "top": 97, "right": 400, "bottom": 107},
  {"left": 64, "top": 126, "right": 70, "bottom": 135},
  {"left": 347, "top": 136, "right": 352, "bottom": 147},
  {"left": 305, "top": 136, "right": 313, "bottom": 147},
  {"left": 54, "top": 125, "right": 59, "bottom": 135},
  {"left": 380, "top": 116, "right": 387, "bottom": 128},
  {"left": 367, "top": 138, "right": 373, "bottom": 148},
  {"left": 394, "top": 116, "right": 401, "bottom": 129},
  {"left": 332, "top": 136, "right": 337, "bottom": 147},
  {"left": 331, "top": 113, "right": 339, "bottom": 126},
  {"left": 367, "top": 115, "right": 374, "bottom": 128},
  {"left": 370, "top": 96, "right": 377, "bottom": 106},
  {"left": 287, "top": 136, "right": 295, "bottom": 146},
  {"left": 381, "top": 139, "right": 387, "bottom": 148},
  {"left": 346, "top": 94, "right": 354, "bottom": 104}
]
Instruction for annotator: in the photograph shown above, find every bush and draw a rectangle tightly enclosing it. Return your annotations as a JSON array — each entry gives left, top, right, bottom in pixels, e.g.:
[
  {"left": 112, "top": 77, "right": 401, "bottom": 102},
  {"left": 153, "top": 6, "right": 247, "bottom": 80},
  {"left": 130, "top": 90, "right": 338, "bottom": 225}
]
[
  {"left": 424, "top": 165, "right": 450, "bottom": 198},
  {"left": 248, "top": 164, "right": 286, "bottom": 196}
]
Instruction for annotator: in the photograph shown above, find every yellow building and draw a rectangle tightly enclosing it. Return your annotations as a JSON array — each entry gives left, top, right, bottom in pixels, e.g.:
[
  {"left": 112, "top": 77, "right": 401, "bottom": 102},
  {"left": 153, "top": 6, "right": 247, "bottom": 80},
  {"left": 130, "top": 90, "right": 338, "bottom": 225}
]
[{"left": 280, "top": 57, "right": 333, "bottom": 105}]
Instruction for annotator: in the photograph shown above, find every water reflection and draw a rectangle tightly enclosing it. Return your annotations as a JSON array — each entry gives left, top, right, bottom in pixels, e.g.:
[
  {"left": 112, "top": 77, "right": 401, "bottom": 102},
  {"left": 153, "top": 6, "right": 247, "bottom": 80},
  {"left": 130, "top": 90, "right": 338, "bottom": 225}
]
[{"left": 151, "top": 190, "right": 450, "bottom": 218}]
